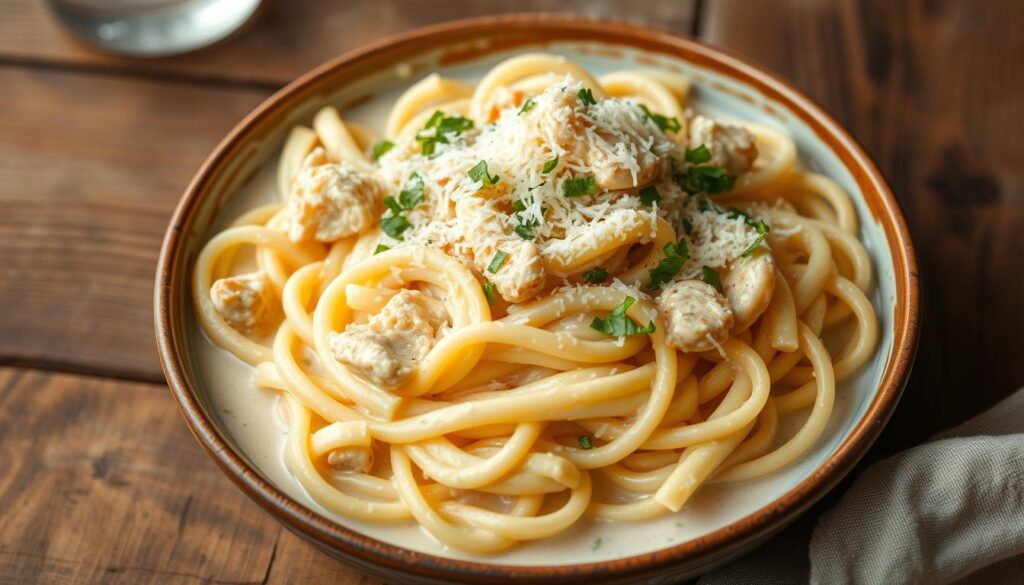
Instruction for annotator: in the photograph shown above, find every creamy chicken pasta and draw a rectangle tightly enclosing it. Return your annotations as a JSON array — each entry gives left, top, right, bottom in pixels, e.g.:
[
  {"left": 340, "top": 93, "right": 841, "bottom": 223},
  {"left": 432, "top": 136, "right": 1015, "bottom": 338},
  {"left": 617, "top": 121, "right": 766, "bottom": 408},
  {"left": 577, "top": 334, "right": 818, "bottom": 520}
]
[{"left": 194, "top": 54, "right": 879, "bottom": 553}]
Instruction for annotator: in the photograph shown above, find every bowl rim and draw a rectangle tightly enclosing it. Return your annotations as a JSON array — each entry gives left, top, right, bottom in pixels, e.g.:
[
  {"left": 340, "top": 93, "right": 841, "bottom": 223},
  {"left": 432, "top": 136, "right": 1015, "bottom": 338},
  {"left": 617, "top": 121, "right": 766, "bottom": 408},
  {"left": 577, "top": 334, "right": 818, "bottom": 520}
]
[{"left": 155, "top": 13, "right": 920, "bottom": 583}]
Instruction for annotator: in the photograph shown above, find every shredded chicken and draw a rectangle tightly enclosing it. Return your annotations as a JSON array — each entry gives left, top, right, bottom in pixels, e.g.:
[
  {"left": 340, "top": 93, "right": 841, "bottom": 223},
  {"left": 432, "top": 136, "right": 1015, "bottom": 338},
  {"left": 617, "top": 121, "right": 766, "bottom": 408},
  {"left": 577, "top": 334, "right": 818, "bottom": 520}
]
[
  {"left": 209, "top": 272, "right": 280, "bottom": 336},
  {"left": 328, "top": 289, "right": 449, "bottom": 388},
  {"left": 454, "top": 197, "right": 546, "bottom": 303},
  {"left": 723, "top": 253, "right": 775, "bottom": 332},
  {"left": 538, "top": 88, "right": 662, "bottom": 191},
  {"left": 658, "top": 280, "right": 735, "bottom": 352},
  {"left": 288, "top": 147, "right": 383, "bottom": 243},
  {"left": 687, "top": 114, "right": 758, "bottom": 176},
  {"left": 326, "top": 446, "right": 374, "bottom": 473}
]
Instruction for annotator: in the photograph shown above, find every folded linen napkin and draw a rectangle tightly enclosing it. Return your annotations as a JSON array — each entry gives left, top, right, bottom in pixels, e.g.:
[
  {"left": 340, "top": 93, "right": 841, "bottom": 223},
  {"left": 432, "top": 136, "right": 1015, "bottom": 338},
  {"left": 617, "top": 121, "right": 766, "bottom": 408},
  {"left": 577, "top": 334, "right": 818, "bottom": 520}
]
[{"left": 698, "top": 387, "right": 1024, "bottom": 585}]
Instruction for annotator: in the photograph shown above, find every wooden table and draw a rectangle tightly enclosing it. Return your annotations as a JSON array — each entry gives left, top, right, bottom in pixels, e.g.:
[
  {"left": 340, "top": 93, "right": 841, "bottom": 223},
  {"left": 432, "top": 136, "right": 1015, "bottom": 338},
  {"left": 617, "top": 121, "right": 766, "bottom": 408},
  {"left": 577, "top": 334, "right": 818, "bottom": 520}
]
[{"left": 2, "top": 1, "right": 1021, "bottom": 582}]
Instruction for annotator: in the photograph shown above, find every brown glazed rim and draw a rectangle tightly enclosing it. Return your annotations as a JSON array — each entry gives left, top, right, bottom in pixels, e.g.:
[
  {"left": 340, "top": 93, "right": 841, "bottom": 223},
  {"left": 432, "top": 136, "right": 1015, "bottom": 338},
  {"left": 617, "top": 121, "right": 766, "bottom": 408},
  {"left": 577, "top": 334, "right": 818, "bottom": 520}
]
[{"left": 155, "top": 13, "right": 920, "bottom": 584}]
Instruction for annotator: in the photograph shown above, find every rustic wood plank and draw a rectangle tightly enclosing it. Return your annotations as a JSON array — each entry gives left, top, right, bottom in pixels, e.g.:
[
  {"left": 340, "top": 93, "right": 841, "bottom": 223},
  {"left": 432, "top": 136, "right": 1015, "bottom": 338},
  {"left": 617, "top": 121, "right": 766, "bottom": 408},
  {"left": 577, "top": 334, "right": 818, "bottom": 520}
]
[
  {"left": 0, "top": 367, "right": 375, "bottom": 585},
  {"left": 701, "top": 0, "right": 1024, "bottom": 450},
  {"left": 0, "top": 67, "right": 271, "bottom": 380},
  {"left": 0, "top": 0, "right": 697, "bottom": 87}
]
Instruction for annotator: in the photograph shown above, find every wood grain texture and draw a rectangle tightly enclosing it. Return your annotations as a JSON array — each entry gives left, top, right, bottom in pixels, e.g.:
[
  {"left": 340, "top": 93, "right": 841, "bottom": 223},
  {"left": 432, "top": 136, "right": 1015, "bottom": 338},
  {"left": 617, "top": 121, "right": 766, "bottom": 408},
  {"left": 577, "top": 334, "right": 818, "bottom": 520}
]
[
  {"left": 0, "top": 67, "right": 270, "bottom": 381},
  {"left": 0, "top": 367, "right": 376, "bottom": 585},
  {"left": 702, "top": 0, "right": 1024, "bottom": 450},
  {"left": 0, "top": 0, "right": 697, "bottom": 87}
]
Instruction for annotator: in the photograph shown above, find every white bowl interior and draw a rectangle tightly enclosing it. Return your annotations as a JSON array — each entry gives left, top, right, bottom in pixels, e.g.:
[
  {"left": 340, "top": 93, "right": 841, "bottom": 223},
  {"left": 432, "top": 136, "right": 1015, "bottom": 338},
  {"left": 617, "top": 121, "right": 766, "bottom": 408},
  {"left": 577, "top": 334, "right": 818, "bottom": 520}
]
[{"left": 180, "top": 39, "right": 899, "bottom": 565}]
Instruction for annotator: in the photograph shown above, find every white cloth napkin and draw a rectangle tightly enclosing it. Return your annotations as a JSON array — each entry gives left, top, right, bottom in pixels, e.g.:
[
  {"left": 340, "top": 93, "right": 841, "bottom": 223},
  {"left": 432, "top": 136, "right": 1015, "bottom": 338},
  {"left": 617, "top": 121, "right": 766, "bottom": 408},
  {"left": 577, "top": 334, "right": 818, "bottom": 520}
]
[{"left": 698, "top": 387, "right": 1024, "bottom": 585}]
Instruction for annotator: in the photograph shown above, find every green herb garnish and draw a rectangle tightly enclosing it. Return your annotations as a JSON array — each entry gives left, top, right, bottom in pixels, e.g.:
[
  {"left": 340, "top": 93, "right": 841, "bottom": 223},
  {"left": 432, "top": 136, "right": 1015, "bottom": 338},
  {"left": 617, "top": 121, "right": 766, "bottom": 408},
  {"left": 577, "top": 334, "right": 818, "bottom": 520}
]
[
  {"left": 372, "top": 140, "right": 395, "bottom": 160},
  {"left": 682, "top": 218, "right": 694, "bottom": 235},
  {"left": 542, "top": 155, "right": 559, "bottom": 174},
  {"left": 645, "top": 241, "right": 689, "bottom": 291},
  {"left": 562, "top": 175, "right": 597, "bottom": 197},
  {"left": 740, "top": 220, "right": 770, "bottom": 257},
  {"left": 639, "top": 185, "right": 661, "bottom": 206},
  {"left": 684, "top": 144, "right": 712, "bottom": 164},
  {"left": 590, "top": 296, "right": 656, "bottom": 337},
  {"left": 468, "top": 160, "right": 500, "bottom": 187},
  {"left": 373, "top": 244, "right": 390, "bottom": 255},
  {"left": 518, "top": 98, "right": 535, "bottom": 115},
  {"left": 380, "top": 215, "right": 411, "bottom": 240},
  {"left": 482, "top": 281, "right": 496, "bottom": 304},
  {"left": 639, "top": 104, "right": 681, "bottom": 133},
  {"left": 581, "top": 267, "right": 609, "bottom": 284},
  {"left": 415, "top": 111, "right": 474, "bottom": 156},
  {"left": 591, "top": 537, "right": 603, "bottom": 550},
  {"left": 577, "top": 87, "right": 597, "bottom": 106},
  {"left": 397, "top": 172, "right": 424, "bottom": 209},
  {"left": 487, "top": 250, "right": 509, "bottom": 273},
  {"left": 578, "top": 435, "right": 595, "bottom": 449},
  {"left": 702, "top": 265, "right": 723, "bottom": 292}
]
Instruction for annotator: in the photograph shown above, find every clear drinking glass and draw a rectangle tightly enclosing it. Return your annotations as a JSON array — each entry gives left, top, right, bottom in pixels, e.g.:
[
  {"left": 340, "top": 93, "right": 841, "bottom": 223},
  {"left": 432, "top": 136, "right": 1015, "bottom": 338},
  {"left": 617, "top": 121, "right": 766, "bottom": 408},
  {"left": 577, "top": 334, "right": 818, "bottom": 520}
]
[{"left": 46, "top": 0, "right": 262, "bottom": 57}]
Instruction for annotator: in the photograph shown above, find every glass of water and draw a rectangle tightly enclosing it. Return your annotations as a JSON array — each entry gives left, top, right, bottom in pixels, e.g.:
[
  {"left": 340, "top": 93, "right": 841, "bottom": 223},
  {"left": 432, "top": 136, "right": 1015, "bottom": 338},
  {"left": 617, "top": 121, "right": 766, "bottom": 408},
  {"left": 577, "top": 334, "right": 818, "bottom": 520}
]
[{"left": 47, "top": 0, "right": 262, "bottom": 57}]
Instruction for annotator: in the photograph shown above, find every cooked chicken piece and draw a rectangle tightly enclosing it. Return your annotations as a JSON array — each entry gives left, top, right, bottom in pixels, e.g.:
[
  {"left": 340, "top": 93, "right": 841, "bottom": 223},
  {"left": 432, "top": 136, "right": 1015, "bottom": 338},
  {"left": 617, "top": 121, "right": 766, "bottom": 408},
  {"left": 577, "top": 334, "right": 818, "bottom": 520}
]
[
  {"left": 209, "top": 272, "right": 280, "bottom": 336},
  {"left": 328, "top": 289, "right": 449, "bottom": 388},
  {"left": 538, "top": 88, "right": 662, "bottom": 191},
  {"left": 723, "top": 253, "right": 775, "bottom": 332},
  {"left": 455, "top": 197, "right": 546, "bottom": 303},
  {"left": 658, "top": 280, "right": 735, "bottom": 353},
  {"left": 288, "top": 147, "right": 383, "bottom": 243},
  {"left": 687, "top": 115, "right": 758, "bottom": 176},
  {"left": 326, "top": 445, "right": 374, "bottom": 473}
]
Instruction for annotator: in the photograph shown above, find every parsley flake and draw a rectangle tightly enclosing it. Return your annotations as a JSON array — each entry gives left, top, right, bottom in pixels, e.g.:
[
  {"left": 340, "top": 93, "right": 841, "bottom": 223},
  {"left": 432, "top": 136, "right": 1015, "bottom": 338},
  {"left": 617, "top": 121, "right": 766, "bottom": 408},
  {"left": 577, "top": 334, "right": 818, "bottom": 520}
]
[
  {"left": 562, "top": 175, "right": 597, "bottom": 197},
  {"left": 518, "top": 98, "right": 535, "bottom": 115},
  {"left": 684, "top": 144, "right": 712, "bottom": 164},
  {"left": 415, "top": 111, "right": 474, "bottom": 156},
  {"left": 702, "top": 265, "right": 723, "bottom": 292},
  {"left": 591, "top": 537, "right": 603, "bottom": 551},
  {"left": 590, "top": 296, "right": 656, "bottom": 337},
  {"left": 468, "top": 160, "right": 500, "bottom": 187},
  {"left": 639, "top": 104, "right": 681, "bottom": 133},
  {"left": 677, "top": 165, "right": 735, "bottom": 195},
  {"left": 397, "top": 172, "right": 424, "bottom": 209},
  {"left": 481, "top": 281, "right": 496, "bottom": 304},
  {"left": 646, "top": 241, "right": 689, "bottom": 291},
  {"left": 577, "top": 87, "right": 597, "bottom": 106},
  {"left": 581, "top": 267, "right": 608, "bottom": 284},
  {"left": 542, "top": 155, "right": 559, "bottom": 174},
  {"left": 487, "top": 250, "right": 509, "bottom": 273},
  {"left": 380, "top": 215, "right": 411, "bottom": 240},
  {"left": 380, "top": 173, "right": 423, "bottom": 240},
  {"left": 372, "top": 140, "right": 395, "bottom": 160},
  {"left": 740, "top": 220, "right": 771, "bottom": 257},
  {"left": 639, "top": 185, "right": 661, "bottom": 206},
  {"left": 578, "top": 435, "right": 595, "bottom": 450},
  {"left": 373, "top": 244, "right": 390, "bottom": 255}
]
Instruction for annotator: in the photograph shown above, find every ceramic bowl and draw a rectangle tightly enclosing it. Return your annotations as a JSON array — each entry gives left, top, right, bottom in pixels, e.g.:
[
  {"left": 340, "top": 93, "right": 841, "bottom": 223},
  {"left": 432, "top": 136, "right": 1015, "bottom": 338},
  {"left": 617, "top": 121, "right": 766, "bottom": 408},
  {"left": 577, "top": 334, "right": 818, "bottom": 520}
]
[{"left": 155, "top": 14, "right": 920, "bottom": 584}]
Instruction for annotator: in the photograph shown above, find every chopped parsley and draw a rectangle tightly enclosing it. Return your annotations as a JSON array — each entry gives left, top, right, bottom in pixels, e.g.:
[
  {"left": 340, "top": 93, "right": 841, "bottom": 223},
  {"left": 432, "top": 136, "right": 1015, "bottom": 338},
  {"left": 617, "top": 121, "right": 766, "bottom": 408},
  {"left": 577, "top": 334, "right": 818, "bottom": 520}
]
[
  {"left": 487, "top": 250, "right": 509, "bottom": 273},
  {"left": 468, "top": 160, "right": 500, "bottom": 187},
  {"left": 373, "top": 244, "right": 390, "bottom": 255},
  {"left": 481, "top": 281, "right": 496, "bottom": 304},
  {"left": 371, "top": 139, "right": 395, "bottom": 160},
  {"left": 727, "top": 206, "right": 754, "bottom": 225},
  {"left": 682, "top": 218, "right": 694, "bottom": 235},
  {"left": 380, "top": 215, "right": 411, "bottom": 240},
  {"left": 577, "top": 87, "right": 598, "bottom": 106},
  {"left": 645, "top": 241, "right": 689, "bottom": 291},
  {"left": 518, "top": 97, "right": 535, "bottom": 115},
  {"left": 511, "top": 197, "right": 543, "bottom": 240},
  {"left": 591, "top": 537, "right": 603, "bottom": 551},
  {"left": 639, "top": 104, "right": 681, "bottom": 133},
  {"left": 562, "top": 175, "right": 597, "bottom": 197},
  {"left": 675, "top": 144, "right": 735, "bottom": 195},
  {"left": 702, "top": 265, "right": 723, "bottom": 292},
  {"left": 741, "top": 220, "right": 771, "bottom": 257},
  {"left": 590, "top": 296, "right": 656, "bottom": 337},
  {"left": 527, "top": 182, "right": 547, "bottom": 191},
  {"left": 542, "top": 155, "right": 559, "bottom": 174},
  {"left": 415, "top": 111, "right": 474, "bottom": 156},
  {"left": 577, "top": 435, "right": 595, "bottom": 450},
  {"left": 514, "top": 222, "right": 537, "bottom": 240},
  {"left": 684, "top": 144, "right": 712, "bottom": 164},
  {"left": 380, "top": 173, "right": 423, "bottom": 240},
  {"left": 581, "top": 267, "right": 609, "bottom": 284},
  {"left": 639, "top": 185, "right": 661, "bottom": 206}
]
